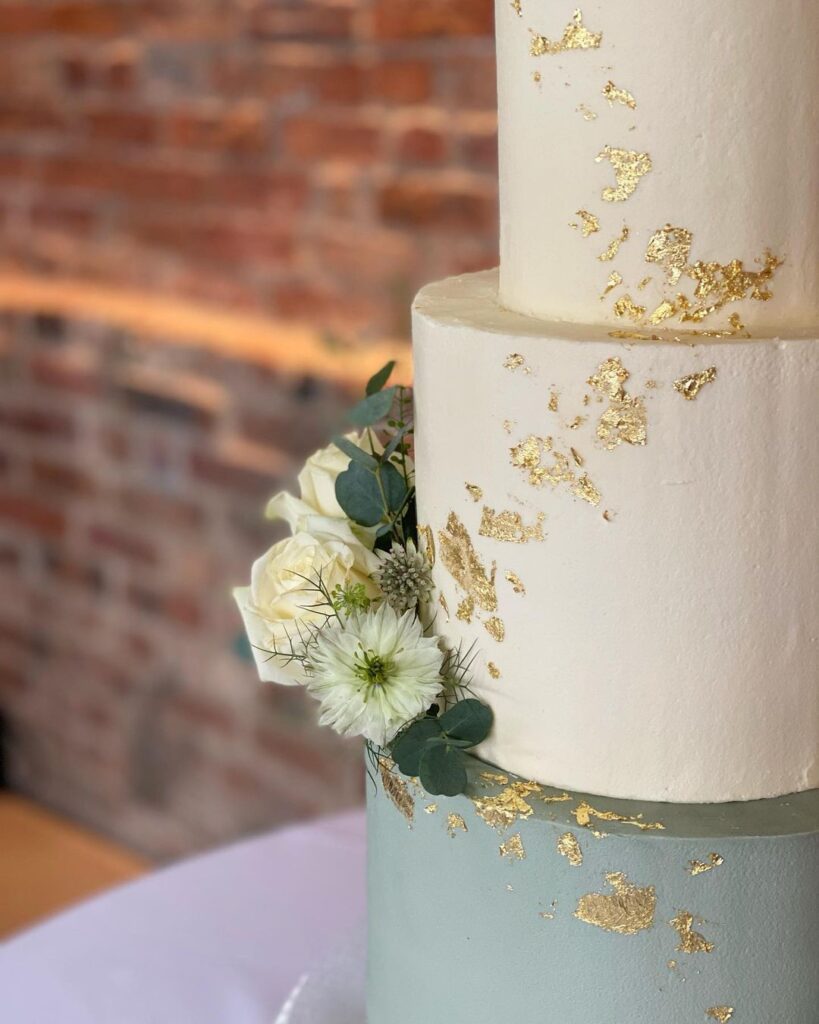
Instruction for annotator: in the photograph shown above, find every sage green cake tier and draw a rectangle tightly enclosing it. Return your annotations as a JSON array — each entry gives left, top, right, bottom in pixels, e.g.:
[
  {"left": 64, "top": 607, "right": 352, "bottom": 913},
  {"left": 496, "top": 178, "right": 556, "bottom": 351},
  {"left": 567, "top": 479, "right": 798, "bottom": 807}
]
[{"left": 367, "top": 755, "right": 819, "bottom": 1024}]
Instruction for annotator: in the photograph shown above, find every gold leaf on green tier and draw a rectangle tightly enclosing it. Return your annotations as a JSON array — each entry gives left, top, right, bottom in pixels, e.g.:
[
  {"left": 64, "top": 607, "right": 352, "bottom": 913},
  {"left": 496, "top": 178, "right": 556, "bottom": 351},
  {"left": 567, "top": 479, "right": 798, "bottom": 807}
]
[
  {"left": 499, "top": 833, "right": 526, "bottom": 860},
  {"left": 670, "top": 911, "right": 716, "bottom": 953},
  {"left": 706, "top": 1008, "right": 734, "bottom": 1023},
  {"left": 424, "top": 803, "right": 438, "bottom": 815},
  {"left": 572, "top": 800, "right": 665, "bottom": 831},
  {"left": 438, "top": 512, "right": 498, "bottom": 613},
  {"left": 480, "top": 506, "right": 545, "bottom": 544},
  {"left": 530, "top": 9, "right": 602, "bottom": 56},
  {"left": 596, "top": 147, "right": 653, "bottom": 203},
  {"left": 688, "top": 852, "right": 724, "bottom": 876},
  {"left": 575, "top": 872, "right": 656, "bottom": 934},
  {"left": 479, "top": 771, "right": 510, "bottom": 786},
  {"left": 447, "top": 813, "right": 468, "bottom": 838},
  {"left": 378, "top": 756, "right": 414, "bottom": 824},
  {"left": 557, "top": 831, "right": 584, "bottom": 866},
  {"left": 674, "top": 367, "right": 718, "bottom": 401},
  {"left": 473, "top": 779, "right": 543, "bottom": 831}
]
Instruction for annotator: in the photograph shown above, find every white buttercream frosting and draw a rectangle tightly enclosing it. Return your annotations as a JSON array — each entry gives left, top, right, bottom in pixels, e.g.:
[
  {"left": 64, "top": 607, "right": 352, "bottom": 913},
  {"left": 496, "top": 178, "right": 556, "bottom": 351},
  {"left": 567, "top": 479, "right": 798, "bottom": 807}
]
[
  {"left": 413, "top": 271, "right": 819, "bottom": 804},
  {"left": 496, "top": 0, "right": 819, "bottom": 332}
]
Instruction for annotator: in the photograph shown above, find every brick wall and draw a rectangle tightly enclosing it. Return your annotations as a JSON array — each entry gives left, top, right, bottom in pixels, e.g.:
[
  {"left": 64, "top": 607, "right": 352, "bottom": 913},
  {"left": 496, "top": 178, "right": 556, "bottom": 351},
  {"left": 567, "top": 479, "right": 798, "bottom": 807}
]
[
  {"left": 0, "top": 280, "right": 409, "bottom": 859},
  {"left": 0, "top": 0, "right": 498, "bottom": 339}
]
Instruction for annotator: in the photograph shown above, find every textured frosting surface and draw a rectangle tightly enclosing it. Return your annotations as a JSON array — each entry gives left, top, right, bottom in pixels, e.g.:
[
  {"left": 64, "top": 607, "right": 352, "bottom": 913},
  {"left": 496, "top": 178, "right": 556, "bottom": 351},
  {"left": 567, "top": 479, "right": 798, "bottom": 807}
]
[
  {"left": 413, "top": 271, "right": 819, "bottom": 804},
  {"left": 497, "top": 0, "right": 819, "bottom": 331},
  {"left": 368, "top": 756, "right": 819, "bottom": 1024}
]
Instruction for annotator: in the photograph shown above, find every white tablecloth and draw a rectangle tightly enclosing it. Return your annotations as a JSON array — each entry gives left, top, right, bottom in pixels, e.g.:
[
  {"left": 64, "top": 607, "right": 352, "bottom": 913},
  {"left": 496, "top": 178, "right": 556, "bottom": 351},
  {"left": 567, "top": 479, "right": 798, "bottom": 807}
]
[{"left": 0, "top": 810, "right": 366, "bottom": 1024}]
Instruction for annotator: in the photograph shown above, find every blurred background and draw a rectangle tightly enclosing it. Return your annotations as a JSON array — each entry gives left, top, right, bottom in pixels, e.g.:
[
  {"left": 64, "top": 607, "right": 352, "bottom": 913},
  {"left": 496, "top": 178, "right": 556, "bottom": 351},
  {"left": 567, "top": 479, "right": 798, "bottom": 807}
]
[{"left": 0, "top": 0, "right": 498, "bottom": 931}]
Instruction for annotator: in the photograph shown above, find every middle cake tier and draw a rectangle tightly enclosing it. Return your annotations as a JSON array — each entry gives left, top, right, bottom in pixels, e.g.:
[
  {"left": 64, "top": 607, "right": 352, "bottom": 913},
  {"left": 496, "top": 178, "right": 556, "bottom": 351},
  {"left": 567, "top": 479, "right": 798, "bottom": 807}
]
[{"left": 413, "top": 270, "right": 819, "bottom": 805}]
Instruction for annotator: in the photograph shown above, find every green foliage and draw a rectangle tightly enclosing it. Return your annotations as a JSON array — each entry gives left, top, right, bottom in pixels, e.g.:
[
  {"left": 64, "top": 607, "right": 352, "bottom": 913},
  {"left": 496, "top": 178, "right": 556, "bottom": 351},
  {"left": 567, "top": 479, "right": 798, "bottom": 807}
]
[
  {"left": 348, "top": 387, "right": 396, "bottom": 428},
  {"left": 332, "top": 434, "right": 379, "bottom": 470},
  {"left": 331, "top": 582, "right": 372, "bottom": 616},
  {"left": 366, "top": 361, "right": 396, "bottom": 396},
  {"left": 335, "top": 461, "right": 385, "bottom": 527},
  {"left": 389, "top": 698, "right": 493, "bottom": 797}
]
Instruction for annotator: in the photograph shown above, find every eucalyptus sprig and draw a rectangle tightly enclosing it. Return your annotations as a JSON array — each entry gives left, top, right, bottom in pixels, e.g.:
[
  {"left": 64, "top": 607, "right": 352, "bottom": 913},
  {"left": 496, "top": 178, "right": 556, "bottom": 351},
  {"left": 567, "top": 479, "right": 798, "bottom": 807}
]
[{"left": 333, "top": 361, "right": 416, "bottom": 552}]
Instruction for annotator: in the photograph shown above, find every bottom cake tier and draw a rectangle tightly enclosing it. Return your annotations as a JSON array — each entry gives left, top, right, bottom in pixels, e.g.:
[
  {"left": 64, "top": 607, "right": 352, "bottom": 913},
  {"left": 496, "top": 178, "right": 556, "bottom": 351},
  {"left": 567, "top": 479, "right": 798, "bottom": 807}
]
[{"left": 367, "top": 754, "right": 819, "bottom": 1024}]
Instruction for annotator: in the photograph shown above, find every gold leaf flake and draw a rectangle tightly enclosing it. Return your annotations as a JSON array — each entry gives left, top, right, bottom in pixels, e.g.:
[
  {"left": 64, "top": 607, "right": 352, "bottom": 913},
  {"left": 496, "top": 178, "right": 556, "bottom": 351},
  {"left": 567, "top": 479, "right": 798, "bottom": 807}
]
[
  {"left": 574, "top": 209, "right": 600, "bottom": 237},
  {"left": 557, "top": 831, "right": 584, "bottom": 866},
  {"left": 438, "top": 592, "right": 449, "bottom": 617},
  {"left": 608, "top": 329, "right": 660, "bottom": 341},
  {"left": 447, "top": 813, "right": 468, "bottom": 837},
  {"left": 473, "top": 780, "right": 542, "bottom": 831},
  {"left": 439, "top": 512, "right": 498, "bottom": 613},
  {"left": 674, "top": 366, "right": 717, "bottom": 401},
  {"left": 480, "top": 506, "right": 545, "bottom": 544},
  {"left": 597, "top": 394, "right": 647, "bottom": 449},
  {"left": 599, "top": 226, "right": 630, "bottom": 262},
  {"left": 378, "top": 757, "right": 414, "bottom": 823},
  {"left": 502, "top": 419, "right": 515, "bottom": 435},
  {"left": 575, "top": 873, "right": 656, "bottom": 934},
  {"left": 706, "top": 1009, "right": 734, "bottom": 1023},
  {"left": 649, "top": 299, "right": 677, "bottom": 325},
  {"left": 530, "top": 9, "right": 602, "bottom": 57},
  {"left": 588, "top": 357, "right": 630, "bottom": 399},
  {"left": 417, "top": 524, "right": 436, "bottom": 568},
  {"left": 637, "top": 275, "right": 653, "bottom": 290},
  {"left": 567, "top": 415, "right": 585, "bottom": 430},
  {"left": 613, "top": 295, "right": 646, "bottom": 321},
  {"left": 670, "top": 911, "right": 716, "bottom": 954},
  {"left": 465, "top": 482, "right": 483, "bottom": 502},
  {"left": 603, "top": 80, "right": 637, "bottom": 109},
  {"left": 504, "top": 353, "right": 528, "bottom": 372},
  {"left": 577, "top": 103, "right": 598, "bottom": 121},
  {"left": 603, "top": 509, "right": 614, "bottom": 522},
  {"left": 549, "top": 390, "right": 560, "bottom": 412},
  {"left": 425, "top": 803, "right": 438, "bottom": 814},
  {"left": 602, "top": 271, "right": 623, "bottom": 297},
  {"left": 487, "top": 661, "right": 502, "bottom": 680},
  {"left": 572, "top": 474, "right": 601, "bottom": 506},
  {"left": 456, "top": 596, "right": 475, "bottom": 623},
  {"left": 596, "top": 147, "right": 652, "bottom": 203},
  {"left": 510, "top": 0, "right": 522, "bottom": 15},
  {"left": 532, "top": 70, "right": 542, "bottom": 84},
  {"left": 667, "top": 960, "right": 678, "bottom": 970},
  {"left": 510, "top": 435, "right": 544, "bottom": 471},
  {"left": 570, "top": 447, "right": 585, "bottom": 467},
  {"left": 540, "top": 909, "right": 556, "bottom": 920},
  {"left": 500, "top": 833, "right": 526, "bottom": 860},
  {"left": 688, "top": 853, "right": 724, "bottom": 876},
  {"left": 485, "top": 616, "right": 506, "bottom": 642},
  {"left": 505, "top": 570, "right": 526, "bottom": 594},
  {"left": 646, "top": 224, "right": 694, "bottom": 284},
  {"left": 480, "top": 771, "right": 510, "bottom": 786},
  {"left": 573, "top": 800, "right": 665, "bottom": 831}
]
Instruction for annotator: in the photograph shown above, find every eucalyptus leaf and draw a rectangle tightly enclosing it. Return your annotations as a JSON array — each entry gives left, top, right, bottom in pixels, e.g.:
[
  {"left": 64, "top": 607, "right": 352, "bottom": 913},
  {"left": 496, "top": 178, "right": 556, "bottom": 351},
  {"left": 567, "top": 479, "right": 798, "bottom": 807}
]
[
  {"left": 366, "top": 361, "right": 396, "bottom": 396},
  {"left": 390, "top": 717, "right": 442, "bottom": 776},
  {"left": 335, "top": 462, "right": 384, "bottom": 527},
  {"left": 419, "top": 742, "right": 468, "bottom": 797},
  {"left": 332, "top": 435, "right": 379, "bottom": 470},
  {"left": 439, "top": 698, "right": 493, "bottom": 746},
  {"left": 382, "top": 425, "right": 410, "bottom": 461},
  {"left": 348, "top": 387, "right": 397, "bottom": 427},
  {"left": 379, "top": 461, "right": 409, "bottom": 513}
]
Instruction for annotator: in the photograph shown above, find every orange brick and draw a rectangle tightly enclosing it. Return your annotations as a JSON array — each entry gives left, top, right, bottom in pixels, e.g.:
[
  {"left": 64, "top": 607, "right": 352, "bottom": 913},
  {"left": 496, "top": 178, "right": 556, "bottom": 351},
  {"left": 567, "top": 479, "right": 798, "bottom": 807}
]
[
  {"left": 282, "top": 113, "right": 381, "bottom": 163},
  {"left": 371, "top": 0, "right": 494, "bottom": 39}
]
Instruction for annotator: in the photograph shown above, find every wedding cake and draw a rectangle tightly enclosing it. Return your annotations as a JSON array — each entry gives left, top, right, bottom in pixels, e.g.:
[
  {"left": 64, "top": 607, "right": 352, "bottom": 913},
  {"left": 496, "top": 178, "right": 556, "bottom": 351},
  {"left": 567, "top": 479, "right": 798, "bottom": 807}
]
[{"left": 368, "top": 3, "right": 819, "bottom": 1022}]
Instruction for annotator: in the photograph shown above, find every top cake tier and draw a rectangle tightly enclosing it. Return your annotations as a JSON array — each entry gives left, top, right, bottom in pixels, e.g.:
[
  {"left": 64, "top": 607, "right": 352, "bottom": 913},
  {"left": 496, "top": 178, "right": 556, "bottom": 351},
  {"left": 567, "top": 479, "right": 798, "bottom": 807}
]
[{"left": 496, "top": 1, "right": 819, "bottom": 333}]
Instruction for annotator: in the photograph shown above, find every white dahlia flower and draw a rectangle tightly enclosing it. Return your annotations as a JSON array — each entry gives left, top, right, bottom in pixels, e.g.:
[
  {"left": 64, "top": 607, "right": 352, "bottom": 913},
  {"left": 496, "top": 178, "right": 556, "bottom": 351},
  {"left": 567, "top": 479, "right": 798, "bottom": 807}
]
[{"left": 305, "top": 602, "right": 443, "bottom": 746}]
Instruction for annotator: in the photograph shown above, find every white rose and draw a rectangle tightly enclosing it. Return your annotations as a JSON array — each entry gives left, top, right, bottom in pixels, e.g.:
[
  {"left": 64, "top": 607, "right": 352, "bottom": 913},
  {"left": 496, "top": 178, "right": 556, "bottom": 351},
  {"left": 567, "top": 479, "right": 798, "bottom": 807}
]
[{"left": 234, "top": 517, "right": 381, "bottom": 687}]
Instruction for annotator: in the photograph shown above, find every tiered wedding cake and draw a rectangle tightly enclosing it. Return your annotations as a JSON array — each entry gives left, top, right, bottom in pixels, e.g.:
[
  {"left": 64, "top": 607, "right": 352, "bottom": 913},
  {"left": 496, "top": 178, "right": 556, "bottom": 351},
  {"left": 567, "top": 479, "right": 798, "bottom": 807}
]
[{"left": 368, "top": 3, "right": 819, "bottom": 1021}]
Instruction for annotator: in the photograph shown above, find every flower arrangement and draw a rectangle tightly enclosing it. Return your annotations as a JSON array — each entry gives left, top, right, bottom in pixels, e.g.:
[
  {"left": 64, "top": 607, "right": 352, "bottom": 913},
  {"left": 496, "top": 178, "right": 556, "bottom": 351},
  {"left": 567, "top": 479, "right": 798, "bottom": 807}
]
[{"left": 234, "top": 362, "right": 493, "bottom": 796}]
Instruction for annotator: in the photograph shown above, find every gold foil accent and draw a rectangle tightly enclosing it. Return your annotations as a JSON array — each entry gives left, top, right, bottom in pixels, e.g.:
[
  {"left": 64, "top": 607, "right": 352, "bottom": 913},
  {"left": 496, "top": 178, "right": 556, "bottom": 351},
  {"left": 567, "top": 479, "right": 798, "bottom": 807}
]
[
  {"left": 588, "top": 358, "right": 647, "bottom": 450},
  {"left": 574, "top": 209, "right": 601, "bottom": 237},
  {"left": 603, "top": 509, "right": 613, "bottom": 522},
  {"left": 613, "top": 295, "right": 646, "bottom": 321},
  {"left": 608, "top": 329, "right": 660, "bottom": 341},
  {"left": 502, "top": 419, "right": 514, "bottom": 435},
  {"left": 575, "top": 873, "right": 656, "bottom": 935},
  {"left": 646, "top": 224, "right": 693, "bottom": 284},
  {"left": 438, "top": 592, "right": 449, "bottom": 617},
  {"left": 447, "top": 813, "right": 468, "bottom": 837},
  {"left": 670, "top": 911, "right": 715, "bottom": 954},
  {"left": 473, "top": 780, "right": 542, "bottom": 831},
  {"left": 500, "top": 833, "right": 526, "bottom": 860},
  {"left": 510, "top": 0, "right": 522, "bottom": 15},
  {"left": 439, "top": 512, "right": 498, "bottom": 613},
  {"left": 480, "top": 771, "right": 510, "bottom": 786},
  {"left": 487, "top": 662, "right": 502, "bottom": 680},
  {"left": 541, "top": 792, "right": 573, "bottom": 804},
  {"left": 532, "top": 70, "right": 542, "bottom": 84},
  {"left": 557, "top": 831, "right": 584, "bottom": 866},
  {"left": 570, "top": 447, "right": 584, "bottom": 467},
  {"left": 596, "top": 147, "right": 653, "bottom": 203},
  {"left": 649, "top": 299, "right": 677, "bottom": 325},
  {"left": 602, "top": 271, "right": 623, "bottom": 297},
  {"left": 688, "top": 853, "right": 724, "bottom": 876},
  {"left": 511, "top": 435, "right": 544, "bottom": 472},
  {"left": 706, "top": 1009, "right": 734, "bottom": 1023},
  {"left": 567, "top": 415, "right": 585, "bottom": 430},
  {"left": 573, "top": 801, "right": 665, "bottom": 831},
  {"left": 549, "top": 390, "right": 560, "bottom": 412},
  {"left": 456, "top": 596, "right": 475, "bottom": 624},
  {"left": 480, "top": 506, "right": 545, "bottom": 544},
  {"left": 603, "top": 80, "right": 637, "bottom": 109},
  {"left": 485, "top": 617, "right": 506, "bottom": 643},
  {"left": 674, "top": 366, "right": 717, "bottom": 401},
  {"left": 465, "top": 482, "right": 483, "bottom": 502},
  {"left": 667, "top": 960, "right": 678, "bottom": 970},
  {"left": 505, "top": 570, "right": 526, "bottom": 594},
  {"left": 572, "top": 474, "right": 601, "bottom": 506},
  {"left": 637, "top": 275, "right": 653, "bottom": 290},
  {"left": 599, "top": 226, "right": 630, "bottom": 262},
  {"left": 425, "top": 803, "right": 438, "bottom": 814},
  {"left": 530, "top": 9, "right": 602, "bottom": 57},
  {"left": 577, "top": 104, "right": 598, "bottom": 121},
  {"left": 588, "top": 356, "right": 630, "bottom": 398},
  {"left": 504, "top": 353, "right": 528, "bottom": 372},
  {"left": 378, "top": 757, "right": 414, "bottom": 823},
  {"left": 417, "top": 524, "right": 436, "bottom": 568}
]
